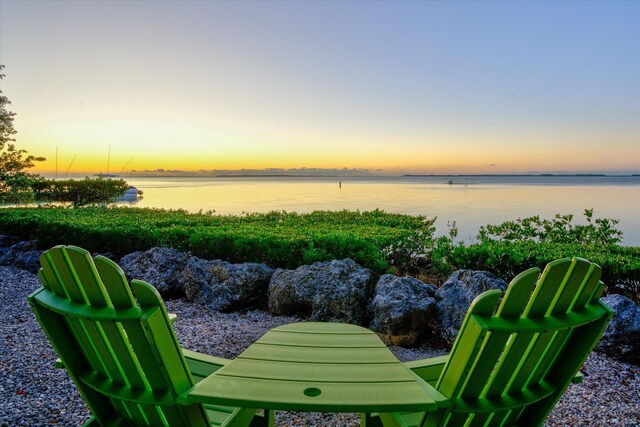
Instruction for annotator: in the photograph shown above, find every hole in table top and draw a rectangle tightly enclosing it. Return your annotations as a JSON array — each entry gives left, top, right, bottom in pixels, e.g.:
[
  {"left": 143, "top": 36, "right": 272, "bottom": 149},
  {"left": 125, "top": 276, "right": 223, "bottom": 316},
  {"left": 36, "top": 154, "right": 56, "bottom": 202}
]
[{"left": 303, "top": 387, "right": 321, "bottom": 397}]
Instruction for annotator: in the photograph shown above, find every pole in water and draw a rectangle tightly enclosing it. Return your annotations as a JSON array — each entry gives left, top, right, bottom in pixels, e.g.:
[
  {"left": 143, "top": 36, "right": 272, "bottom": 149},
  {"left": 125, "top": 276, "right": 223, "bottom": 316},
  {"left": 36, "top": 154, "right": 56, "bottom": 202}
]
[{"left": 339, "top": 181, "right": 342, "bottom": 188}]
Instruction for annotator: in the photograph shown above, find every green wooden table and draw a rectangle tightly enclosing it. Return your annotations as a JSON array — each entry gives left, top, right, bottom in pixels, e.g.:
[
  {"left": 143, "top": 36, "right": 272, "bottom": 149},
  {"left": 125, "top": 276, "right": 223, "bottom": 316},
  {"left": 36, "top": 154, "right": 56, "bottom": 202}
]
[{"left": 181, "top": 322, "right": 449, "bottom": 420}]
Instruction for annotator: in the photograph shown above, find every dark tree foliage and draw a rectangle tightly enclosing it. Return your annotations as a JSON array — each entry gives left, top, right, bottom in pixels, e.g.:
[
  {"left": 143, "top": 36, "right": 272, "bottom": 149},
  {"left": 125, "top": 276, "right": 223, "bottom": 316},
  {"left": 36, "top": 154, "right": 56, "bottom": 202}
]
[
  {"left": 1, "top": 65, "right": 128, "bottom": 205},
  {"left": 31, "top": 176, "right": 130, "bottom": 207},
  {"left": 0, "top": 65, "right": 46, "bottom": 203}
]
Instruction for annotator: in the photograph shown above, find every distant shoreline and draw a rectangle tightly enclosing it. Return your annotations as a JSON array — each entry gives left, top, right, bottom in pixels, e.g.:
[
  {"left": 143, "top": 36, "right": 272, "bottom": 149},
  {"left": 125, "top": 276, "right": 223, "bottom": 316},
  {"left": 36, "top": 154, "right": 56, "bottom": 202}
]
[{"left": 404, "top": 173, "right": 640, "bottom": 177}]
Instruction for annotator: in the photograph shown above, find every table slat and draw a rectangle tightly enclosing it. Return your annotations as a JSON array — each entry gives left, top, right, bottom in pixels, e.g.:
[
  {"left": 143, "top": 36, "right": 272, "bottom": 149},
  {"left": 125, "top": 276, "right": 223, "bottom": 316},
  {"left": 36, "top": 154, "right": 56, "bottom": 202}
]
[
  {"left": 272, "top": 322, "right": 375, "bottom": 334},
  {"left": 258, "top": 330, "right": 383, "bottom": 348},
  {"left": 238, "top": 344, "right": 399, "bottom": 364},
  {"left": 187, "top": 376, "right": 443, "bottom": 412},
  {"left": 217, "top": 358, "right": 415, "bottom": 383},
  {"left": 184, "top": 322, "right": 449, "bottom": 413}
]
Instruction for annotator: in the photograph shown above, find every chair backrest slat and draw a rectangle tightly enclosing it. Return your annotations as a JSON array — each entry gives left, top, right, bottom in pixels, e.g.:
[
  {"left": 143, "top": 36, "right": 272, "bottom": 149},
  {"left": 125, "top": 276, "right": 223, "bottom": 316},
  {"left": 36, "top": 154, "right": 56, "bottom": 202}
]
[
  {"left": 39, "top": 258, "right": 112, "bottom": 379},
  {"left": 425, "top": 257, "right": 613, "bottom": 427},
  {"left": 45, "top": 247, "right": 88, "bottom": 303},
  {"left": 39, "top": 252, "right": 69, "bottom": 298},
  {"left": 29, "top": 245, "right": 210, "bottom": 427},
  {"left": 571, "top": 264, "right": 602, "bottom": 310},
  {"left": 94, "top": 256, "right": 137, "bottom": 307},
  {"left": 29, "top": 289, "right": 118, "bottom": 423},
  {"left": 66, "top": 247, "right": 111, "bottom": 306},
  {"left": 480, "top": 268, "right": 540, "bottom": 399},
  {"left": 523, "top": 259, "right": 571, "bottom": 317},
  {"left": 47, "top": 248, "right": 130, "bottom": 388},
  {"left": 496, "top": 267, "right": 540, "bottom": 318},
  {"left": 550, "top": 259, "right": 593, "bottom": 314},
  {"left": 435, "top": 290, "right": 502, "bottom": 405}
]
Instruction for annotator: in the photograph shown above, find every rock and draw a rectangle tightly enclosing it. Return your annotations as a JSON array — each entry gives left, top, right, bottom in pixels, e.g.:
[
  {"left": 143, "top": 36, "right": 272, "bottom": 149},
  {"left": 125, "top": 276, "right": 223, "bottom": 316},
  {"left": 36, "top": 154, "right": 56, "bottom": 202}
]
[
  {"left": 268, "top": 259, "right": 372, "bottom": 324},
  {"left": 93, "top": 252, "right": 119, "bottom": 263},
  {"left": 0, "top": 240, "right": 43, "bottom": 273},
  {"left": 179, "top": 257, "right": 274, "bottom": 312},
  {"left": 368, "top": 275, "right": 439, "bottom": 346},
  {"left": 435, "top": 270, "right": 508, "bottom": 344},
  {"left": 119, "top": 247, "right": 190, "bottom": 298},
  {"left": 598, "top": 294, "right": 640, "bottom": 365},
  {"left": 0, "top": 249, "right": 43, "bottom": 273},
  {"left": 10, "top": 240, "right": 39, "bottom": 251},
  {"left": 0, "top": 234, "right": 19, "bottom": 248}
]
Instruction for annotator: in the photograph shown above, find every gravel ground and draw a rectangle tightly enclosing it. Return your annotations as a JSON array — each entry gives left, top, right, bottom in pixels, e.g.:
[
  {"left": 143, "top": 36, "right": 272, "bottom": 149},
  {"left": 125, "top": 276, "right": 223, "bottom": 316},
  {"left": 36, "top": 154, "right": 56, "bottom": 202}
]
[{"left": 1, "top": 266, "right": 638, "bottom": 426}]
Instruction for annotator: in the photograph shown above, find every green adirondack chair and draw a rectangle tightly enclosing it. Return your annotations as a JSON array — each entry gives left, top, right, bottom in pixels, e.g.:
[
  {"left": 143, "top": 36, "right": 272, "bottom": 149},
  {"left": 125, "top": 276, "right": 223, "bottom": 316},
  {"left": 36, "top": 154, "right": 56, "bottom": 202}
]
[
  {"left": 378, "top": 257, "right": 613, "bottom": 427},
  {"left": 28, "top": 245, "right": 264, "bottom": 427}
]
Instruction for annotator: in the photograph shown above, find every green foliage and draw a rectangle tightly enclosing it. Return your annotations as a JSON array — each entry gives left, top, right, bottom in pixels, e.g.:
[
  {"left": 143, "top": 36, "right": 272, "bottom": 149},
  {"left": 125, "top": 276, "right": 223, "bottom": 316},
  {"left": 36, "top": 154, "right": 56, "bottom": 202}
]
[
  {"left": 0, "top": 65, "right": 45, "bottom": 203},
  {"left": 0, "top": 207, "right": 422, "bottom": 272},
  {"left": 437, "top": 210, "right": 638, "bottom": 302},
  {"left": 0, "top": 206, "right": 636, "bottom": 302},
  {"left": 381, "top": 216, "right": 437, "bottom": 271},
  {"left": 439, "top": 241, "right": 639, "bottom": 303},
  {"left": 31, "top": 176, "right": 130, "bottom": 207},
  {"left": 477, "top": 209, "right": 623, "bottom": 247}
]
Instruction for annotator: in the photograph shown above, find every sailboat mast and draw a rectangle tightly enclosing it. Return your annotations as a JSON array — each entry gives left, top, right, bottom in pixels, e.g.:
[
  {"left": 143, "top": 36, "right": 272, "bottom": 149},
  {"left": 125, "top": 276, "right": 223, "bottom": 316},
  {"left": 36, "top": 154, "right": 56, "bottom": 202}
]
[
  {"left": 120, "top": 156, "right": 134, "bottom": 175},
  {"left": 106, "top": 144, "right": 111, "bottom": 175},
  {"left": 64, "top": 154, "right": 77, "bottom": 179}
]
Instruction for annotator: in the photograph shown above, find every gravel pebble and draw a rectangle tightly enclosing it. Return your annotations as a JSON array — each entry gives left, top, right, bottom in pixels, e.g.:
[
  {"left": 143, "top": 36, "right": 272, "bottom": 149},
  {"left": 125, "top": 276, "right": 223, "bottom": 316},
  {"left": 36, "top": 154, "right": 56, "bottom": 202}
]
[{"left": 1, "top": 266, "right": 638, "bottom": 426}]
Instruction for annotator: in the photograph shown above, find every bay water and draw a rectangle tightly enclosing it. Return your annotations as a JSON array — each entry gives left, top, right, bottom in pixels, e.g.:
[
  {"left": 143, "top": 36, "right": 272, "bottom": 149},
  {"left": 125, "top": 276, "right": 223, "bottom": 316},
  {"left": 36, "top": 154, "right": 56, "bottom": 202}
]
[{"left": 118, "top": 175, "right": 640, "bottom": 246}]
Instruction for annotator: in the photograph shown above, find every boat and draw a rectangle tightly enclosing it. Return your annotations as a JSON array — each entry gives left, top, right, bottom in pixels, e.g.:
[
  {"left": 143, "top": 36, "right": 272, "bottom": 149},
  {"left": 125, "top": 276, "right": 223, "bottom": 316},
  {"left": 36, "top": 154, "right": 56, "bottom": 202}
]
[{"left": 117, "top": 187, "right": 143, "bottom": 202}]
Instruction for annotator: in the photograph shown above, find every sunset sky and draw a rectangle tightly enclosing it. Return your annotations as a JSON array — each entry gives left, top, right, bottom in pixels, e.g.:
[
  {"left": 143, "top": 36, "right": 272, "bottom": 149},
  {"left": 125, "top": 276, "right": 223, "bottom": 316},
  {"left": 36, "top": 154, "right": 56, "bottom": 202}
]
[{"left": 0, "top": 1, "right": 638, "bottom": 175}]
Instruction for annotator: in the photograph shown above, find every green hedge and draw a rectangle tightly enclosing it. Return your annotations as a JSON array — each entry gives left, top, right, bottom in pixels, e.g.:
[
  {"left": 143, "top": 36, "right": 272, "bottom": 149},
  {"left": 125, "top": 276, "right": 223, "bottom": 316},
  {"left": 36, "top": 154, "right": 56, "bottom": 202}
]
[
  {"left": 0, "top": 207, "right": 423, "bottom": 272},
  {"left": 438, "top": 241, "right": 639, "bottom": 301},
  {"left": 0, "top": 206, "right": 637, "bottom": 302},
  {"left": 444, "top": 210, "right": 640, "bottom": 302}
]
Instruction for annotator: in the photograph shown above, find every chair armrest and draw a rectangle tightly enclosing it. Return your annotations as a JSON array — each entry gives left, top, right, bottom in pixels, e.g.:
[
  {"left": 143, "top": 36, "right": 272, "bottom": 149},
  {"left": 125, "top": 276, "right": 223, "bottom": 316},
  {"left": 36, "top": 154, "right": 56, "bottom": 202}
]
[
  {"left": 178, "top": 351, "right": 269, "bottom": 426},
  {"left": 403, "top": 355, "right": 449, "bottom": 387},
  {"left": 182, "top": 348, "right": 231, "bottom": 382}
]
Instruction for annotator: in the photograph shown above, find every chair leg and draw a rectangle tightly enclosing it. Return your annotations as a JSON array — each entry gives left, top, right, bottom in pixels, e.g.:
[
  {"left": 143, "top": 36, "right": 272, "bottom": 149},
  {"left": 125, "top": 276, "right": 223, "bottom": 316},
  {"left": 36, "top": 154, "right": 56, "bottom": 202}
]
[
  {"left": 248, "top": 409, "right": 275, "bottom": 427},
  {"left": 222, "top": 408, "right": 258, "bottom": 427},
  {"left": 81, "top": 417, "right": 99, "bottom": 427},
  {"left": 362, "top": 412, "right": 384, "bottom": 427}
]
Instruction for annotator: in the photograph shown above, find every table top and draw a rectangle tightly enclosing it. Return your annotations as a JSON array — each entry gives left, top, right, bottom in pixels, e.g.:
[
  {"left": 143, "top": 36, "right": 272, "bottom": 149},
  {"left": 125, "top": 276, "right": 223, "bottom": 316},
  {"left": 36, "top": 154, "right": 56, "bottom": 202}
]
[{"left": 182, "top": 322, "right": 449, "bottom": 413}]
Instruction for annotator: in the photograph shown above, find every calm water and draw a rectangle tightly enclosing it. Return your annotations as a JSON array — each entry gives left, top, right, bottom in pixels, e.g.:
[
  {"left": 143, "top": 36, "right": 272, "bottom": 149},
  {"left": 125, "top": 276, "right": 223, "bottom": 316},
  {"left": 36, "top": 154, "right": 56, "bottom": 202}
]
[{"left": 120, "top": 175, "right": 640, "bottom": 246}]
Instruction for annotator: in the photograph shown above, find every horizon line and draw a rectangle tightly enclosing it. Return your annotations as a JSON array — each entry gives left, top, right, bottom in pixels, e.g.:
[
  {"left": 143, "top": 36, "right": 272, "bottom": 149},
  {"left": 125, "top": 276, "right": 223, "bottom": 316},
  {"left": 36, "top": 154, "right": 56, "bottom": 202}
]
[{"left": 36, "top": 172, "right": 640, "bottom": 179}]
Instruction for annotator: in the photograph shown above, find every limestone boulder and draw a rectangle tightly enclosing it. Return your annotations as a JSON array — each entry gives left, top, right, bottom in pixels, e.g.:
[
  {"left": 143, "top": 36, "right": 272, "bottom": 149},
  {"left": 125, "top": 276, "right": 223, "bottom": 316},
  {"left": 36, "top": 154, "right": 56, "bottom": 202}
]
[
  {"left": 268, "top": 259, "right": 372, "bottom": 325},
  {"left": 598, "top": 294, "right": 640, "bottom": 365},
  {"left": 179, "top": 257, "right": 274, "bottom": 312},
  {"left": 0, "top": 235, "right": 19, "bottom": 248},
  {"left": 9, "top": 240, "right": 39, "bottom": 251},
  {"left": 368, "top": 275, "right": 438, "bottom": 346},
  {"left": 0, "top": 240, "right": 43, "bottom": 273},
  {"left": 119, "top": 247, "right": 190, "bottom": 297},
  {"left": 435, "top": 270, "right": 508, "bottom": 344}
]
